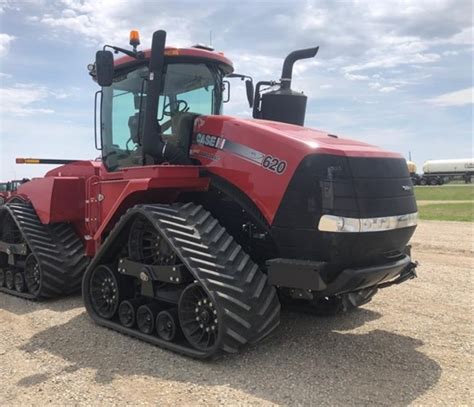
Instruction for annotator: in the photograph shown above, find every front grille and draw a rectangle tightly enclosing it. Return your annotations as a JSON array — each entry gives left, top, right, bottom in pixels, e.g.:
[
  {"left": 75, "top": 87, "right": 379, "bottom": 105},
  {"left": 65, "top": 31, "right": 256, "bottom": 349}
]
[{"left": 271, "top": 154, "right": 417, "bottom": 265}]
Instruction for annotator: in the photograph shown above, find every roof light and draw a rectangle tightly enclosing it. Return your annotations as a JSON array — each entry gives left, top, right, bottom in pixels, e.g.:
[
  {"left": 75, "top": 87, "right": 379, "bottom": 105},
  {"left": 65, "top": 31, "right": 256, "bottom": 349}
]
[
  {"left": 165, "top": 48, "right": 180, "bottom": 56},
  {"left": 129, "top": 30, "right": 140, "bottom": 49}
]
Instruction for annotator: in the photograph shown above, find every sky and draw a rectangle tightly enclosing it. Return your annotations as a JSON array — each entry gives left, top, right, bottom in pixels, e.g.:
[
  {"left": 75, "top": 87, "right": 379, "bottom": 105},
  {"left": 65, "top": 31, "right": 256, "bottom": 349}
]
[{"left": 0, "top": 0, "right": 472, "bottom": 180}]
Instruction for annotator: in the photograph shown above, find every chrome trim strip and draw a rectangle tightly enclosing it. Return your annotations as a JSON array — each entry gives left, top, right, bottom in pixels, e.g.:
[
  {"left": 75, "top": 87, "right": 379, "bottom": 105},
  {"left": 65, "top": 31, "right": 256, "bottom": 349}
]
[{"left": 318, "top": 212, "right": 418, "bottom": 233}]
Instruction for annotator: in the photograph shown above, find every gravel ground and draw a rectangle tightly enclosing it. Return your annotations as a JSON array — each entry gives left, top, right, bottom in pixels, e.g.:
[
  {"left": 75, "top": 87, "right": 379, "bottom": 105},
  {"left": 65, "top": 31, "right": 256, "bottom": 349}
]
[{"left": 0, "top": 220, "right": 472, "bottom": 406}]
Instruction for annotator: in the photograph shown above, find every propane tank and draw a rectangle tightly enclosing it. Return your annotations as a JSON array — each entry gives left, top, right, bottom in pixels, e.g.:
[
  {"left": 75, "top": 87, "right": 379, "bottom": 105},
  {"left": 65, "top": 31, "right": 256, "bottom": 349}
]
[
  {"left": 406, "top": 160, "right": 417, "bottom": 175},
  {"left": 423, "top": 158, "right": 474, "bottom": 174}
]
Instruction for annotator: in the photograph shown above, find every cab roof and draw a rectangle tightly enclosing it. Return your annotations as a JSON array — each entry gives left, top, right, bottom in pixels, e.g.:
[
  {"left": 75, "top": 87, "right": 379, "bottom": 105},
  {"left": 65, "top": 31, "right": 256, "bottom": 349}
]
[{"left": 114, "top": 46, "right": 234, "bottom": 74}]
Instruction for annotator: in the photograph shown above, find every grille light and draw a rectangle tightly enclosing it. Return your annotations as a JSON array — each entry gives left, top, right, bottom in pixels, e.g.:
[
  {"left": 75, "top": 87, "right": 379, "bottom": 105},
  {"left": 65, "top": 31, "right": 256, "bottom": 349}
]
[{"left": 318, "top": 212, "right": 418, "bottom": 233}]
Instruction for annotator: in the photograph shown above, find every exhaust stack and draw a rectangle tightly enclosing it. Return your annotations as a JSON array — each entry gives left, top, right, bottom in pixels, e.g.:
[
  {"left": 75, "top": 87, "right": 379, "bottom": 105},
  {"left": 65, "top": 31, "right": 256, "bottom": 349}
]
[{"left": 255, "top": 46, "right": 319, "bottom": 126}]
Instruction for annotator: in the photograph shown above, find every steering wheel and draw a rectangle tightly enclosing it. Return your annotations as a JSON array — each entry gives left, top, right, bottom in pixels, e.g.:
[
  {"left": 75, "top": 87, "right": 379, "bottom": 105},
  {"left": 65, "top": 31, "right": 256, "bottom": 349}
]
[{"left": 163, "top": 100, "right": 189, "bottom": 117}]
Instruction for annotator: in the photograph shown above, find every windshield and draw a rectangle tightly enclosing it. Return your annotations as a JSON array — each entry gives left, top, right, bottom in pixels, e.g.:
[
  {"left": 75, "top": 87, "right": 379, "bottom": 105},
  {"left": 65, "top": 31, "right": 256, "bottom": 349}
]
[{"left": 101, "top": 62, "right": 222, "bottom": 170}]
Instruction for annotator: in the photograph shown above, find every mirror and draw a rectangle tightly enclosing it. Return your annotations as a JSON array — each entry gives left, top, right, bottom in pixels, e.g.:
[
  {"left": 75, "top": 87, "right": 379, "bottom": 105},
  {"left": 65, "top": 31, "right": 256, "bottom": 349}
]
[
  {"left": 96, "top": 50, "right": 114, "bottom": 87},
  {"left": 223, "top": 80, "right": 230, "bottom": 103},
  {"left": 245, "top": 80, "right": 254, "bottom": 108}
]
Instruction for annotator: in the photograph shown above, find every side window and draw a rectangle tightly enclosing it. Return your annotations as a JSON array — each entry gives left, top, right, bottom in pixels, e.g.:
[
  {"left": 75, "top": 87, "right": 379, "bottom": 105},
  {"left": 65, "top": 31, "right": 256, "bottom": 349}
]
[
  {"left": 178, "top": 86, "right": 215, "bottom": 115},
  {"left": 112, "top": 90, "right": 136, "bottom": 150}
]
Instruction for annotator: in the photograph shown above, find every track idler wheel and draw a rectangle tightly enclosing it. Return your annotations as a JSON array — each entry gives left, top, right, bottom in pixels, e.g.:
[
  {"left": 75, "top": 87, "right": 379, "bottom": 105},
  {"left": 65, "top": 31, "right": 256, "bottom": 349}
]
[
  {"left": 128, "top": 217, "right": 177, "bottom": 266},
  {"left": 24, "top": 254, "right": 41, "bottom": 296},
  {"left": 14, "top": 272, "right": 26, "bottom": 292},
  {"left": 118, "top": 299, "right": 145, "bottom": 328},
  {"left": 89, "top": 265, "right": 120, "bottom": 319},
  {"left": 5, "top": 269, "right": 15, "bottom": 290},
  {"left": 156, "top": 308, "right": 179, "bottom": 342},
  {"left": 179, "top": 283, "right": 219, "bottom": 352},
  {"left": 137, "top": 303, "right": 161, "bottom": 335}
]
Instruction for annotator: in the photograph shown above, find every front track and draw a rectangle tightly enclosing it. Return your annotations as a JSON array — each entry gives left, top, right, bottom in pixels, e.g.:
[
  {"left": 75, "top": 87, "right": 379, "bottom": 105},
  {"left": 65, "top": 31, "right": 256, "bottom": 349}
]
[{"left": 83, "top": 202, "right": 281, "bottom": 358}]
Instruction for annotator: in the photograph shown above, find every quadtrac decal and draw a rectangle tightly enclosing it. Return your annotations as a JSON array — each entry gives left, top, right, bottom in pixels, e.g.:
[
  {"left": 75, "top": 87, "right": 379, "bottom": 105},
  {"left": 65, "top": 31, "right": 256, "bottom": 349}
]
[{"left": 193, "top": 133, "right": 287, "bottom": 175}]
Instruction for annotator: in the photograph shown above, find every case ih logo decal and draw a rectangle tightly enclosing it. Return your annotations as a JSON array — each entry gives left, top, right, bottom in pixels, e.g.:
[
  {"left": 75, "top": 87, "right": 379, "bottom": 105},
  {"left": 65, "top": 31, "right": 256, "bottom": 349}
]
[
  {"left": 196, "top": 133, "right": 226, "bottom": 149},
  {"left": 193, "top": 133, "right": 287, "bottom": 175}
]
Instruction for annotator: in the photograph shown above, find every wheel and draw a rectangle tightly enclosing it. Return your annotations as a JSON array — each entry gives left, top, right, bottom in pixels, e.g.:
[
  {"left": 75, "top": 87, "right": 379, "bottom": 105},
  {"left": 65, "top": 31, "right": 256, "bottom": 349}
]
[
  {"left": 14, "top": 272, "right": 26, "bottom": 292},
  {"left": 0, "top": 269, "right": 5, "bottom": 287},
  {"left": 136, "top": 304, "right": 160, "bottom": 334},
  {"left": 24, "top": 254, "right": 41, "bottom": 295},
  {"left": 5, "top": 269, "right": 14, "bottom": 290},
  {"left": 118, "top": 299, "right": 144, "bottom": 328},
  {"left": 89, "top": 265, "right": 120, "bottom": 319},
  {"left": 420, "top": 178, "right": 427, "bottom": 186},
  {"left": 156, "top": 308, "right": 179, "bottom": 342},
  {"left": 128, "top": 217, "right": 177, "bottom": 266},
  {"left": 179, "top": 283, "right": 219, "bottom": 352}
]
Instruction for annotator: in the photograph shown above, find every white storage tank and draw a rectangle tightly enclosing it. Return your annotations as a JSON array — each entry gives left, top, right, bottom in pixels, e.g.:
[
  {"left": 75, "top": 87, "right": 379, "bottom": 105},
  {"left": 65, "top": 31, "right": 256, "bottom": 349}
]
[
  {"left": 423, "top": 158, "right": 474, "bottom": 175},
  {"left": 406, "top": 160, "right": 417, "bottom": 174}
]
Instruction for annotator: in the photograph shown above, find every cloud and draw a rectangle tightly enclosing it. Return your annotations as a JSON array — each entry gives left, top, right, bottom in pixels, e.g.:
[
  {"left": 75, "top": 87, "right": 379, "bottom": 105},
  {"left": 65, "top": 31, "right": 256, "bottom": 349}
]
[
  {"left": 34, "top": 0, "right": 215, "bottom": 47},
  {"left": 0, "top": 83, "right": 54, "bottom": 115},
  {"left": 379, "top": 86, "right": 397, "bottom": 93},
  {"left": 344, "top": 73, "right": 370, "bottom": 81},
  {"left": 427, "top": 87, "right": 473, "bottom": 107},
  {"left": 0, "top": 33, "right": 15, "bottom": 57}
]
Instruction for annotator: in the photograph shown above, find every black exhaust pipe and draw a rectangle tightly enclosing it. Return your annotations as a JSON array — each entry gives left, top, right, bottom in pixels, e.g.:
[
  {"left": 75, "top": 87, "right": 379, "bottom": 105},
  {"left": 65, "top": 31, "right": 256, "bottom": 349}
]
[
  {"left": 142, "top": 30, "right": 167, "bottom": 161},
  {"left": 280, "top": 47, "right": 319, "bottom": 90},
  {"left": 255, "top": 46, "right": 319, "bottom": 126},
  {"left": 141, "top": 30, "right": 190, "bottom": 164}
]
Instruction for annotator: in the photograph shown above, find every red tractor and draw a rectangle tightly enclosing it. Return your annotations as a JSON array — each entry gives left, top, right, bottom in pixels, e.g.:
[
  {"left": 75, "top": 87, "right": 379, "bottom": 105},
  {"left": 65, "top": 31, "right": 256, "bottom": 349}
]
[
  {"left": 0, "top": 31, "right": 418, "bottom": 358},
  {"left": 0, "top": 179, "right": 29, "bottom": 205}
]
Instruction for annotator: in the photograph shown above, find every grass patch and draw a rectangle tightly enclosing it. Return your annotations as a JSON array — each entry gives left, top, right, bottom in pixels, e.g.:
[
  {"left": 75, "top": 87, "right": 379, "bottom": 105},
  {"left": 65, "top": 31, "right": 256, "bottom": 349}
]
[
  {"left": 418, "top": 202, "right": 474, "bottom": 222},
  {"left": 414, "top": 185, "right": 474, "bottom": 201}
]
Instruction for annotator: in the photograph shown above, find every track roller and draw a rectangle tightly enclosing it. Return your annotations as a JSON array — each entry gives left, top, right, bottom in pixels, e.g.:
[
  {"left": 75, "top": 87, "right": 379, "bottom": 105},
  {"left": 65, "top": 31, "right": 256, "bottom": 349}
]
[
  {"left": 14, "top": 272, "right": 26, "bottom": 292},
  {"left": 137, "top": 303, "right": 160, "bottom": 335},
  {"left": 156, "top": 308, "right": 179, "bottom": 342},
  {"left": 5, "top": 269, "right": 14, "bottom": 290},
  {"left": 118, "top": 299, "right": 145, "bottom": 328}
]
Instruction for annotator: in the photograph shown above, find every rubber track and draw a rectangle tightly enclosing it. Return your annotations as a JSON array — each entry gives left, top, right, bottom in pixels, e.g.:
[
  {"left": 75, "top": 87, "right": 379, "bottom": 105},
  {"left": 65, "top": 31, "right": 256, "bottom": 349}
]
[
  {"left": 0, "top": 203, "right": 89, "bottom": 300},
  {"left": 83, "top": 202, "right": 281, "bottom": 358}
]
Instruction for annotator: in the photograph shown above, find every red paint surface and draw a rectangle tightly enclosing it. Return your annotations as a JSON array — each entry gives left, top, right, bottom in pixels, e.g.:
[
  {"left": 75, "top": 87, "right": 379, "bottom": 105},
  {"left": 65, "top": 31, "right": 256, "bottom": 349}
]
[
  {"left": 190, "top": 115, "right": 402, "bottom": 223},
  {"left": 114, "top": 47, "right": 233, "bottom": 71},
  {"left": 10, "top": 114, "right": 404, "bottom": 257}
]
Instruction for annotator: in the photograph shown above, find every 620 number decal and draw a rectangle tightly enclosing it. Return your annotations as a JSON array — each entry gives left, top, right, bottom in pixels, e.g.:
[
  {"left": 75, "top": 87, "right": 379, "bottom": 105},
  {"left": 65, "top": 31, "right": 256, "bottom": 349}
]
[{"left": 262, "top": 155, "right": 287, "bottom": 174}]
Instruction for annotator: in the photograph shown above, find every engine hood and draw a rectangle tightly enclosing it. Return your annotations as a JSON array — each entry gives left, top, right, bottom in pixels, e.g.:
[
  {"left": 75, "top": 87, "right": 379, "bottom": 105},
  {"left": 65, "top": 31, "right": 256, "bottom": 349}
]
[{"left": 194, "top": 115, "right": 402, "bottom": 160}]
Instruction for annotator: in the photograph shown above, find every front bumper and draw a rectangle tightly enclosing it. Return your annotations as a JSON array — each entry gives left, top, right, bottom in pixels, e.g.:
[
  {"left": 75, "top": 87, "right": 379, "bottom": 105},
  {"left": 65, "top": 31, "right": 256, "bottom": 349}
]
[{"left": 267, "top": 254, "right": 417, "bottom": 297}]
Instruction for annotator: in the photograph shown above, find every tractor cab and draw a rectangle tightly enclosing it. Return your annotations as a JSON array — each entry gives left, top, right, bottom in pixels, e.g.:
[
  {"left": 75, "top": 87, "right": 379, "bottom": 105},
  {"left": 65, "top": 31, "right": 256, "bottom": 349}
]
[{"left": 93, "top": 32, "right": 234, "bottom": 171}]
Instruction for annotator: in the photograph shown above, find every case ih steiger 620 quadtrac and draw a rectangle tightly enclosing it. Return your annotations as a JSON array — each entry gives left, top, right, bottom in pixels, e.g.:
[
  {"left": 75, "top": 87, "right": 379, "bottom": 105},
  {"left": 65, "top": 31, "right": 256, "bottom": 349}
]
[{"left": 0, "top": 30, "right": 418, "bottom": 358}]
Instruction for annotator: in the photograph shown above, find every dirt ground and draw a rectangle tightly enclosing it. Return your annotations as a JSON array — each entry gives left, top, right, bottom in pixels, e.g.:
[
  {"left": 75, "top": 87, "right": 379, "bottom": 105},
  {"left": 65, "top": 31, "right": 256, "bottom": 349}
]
[{"left": 0, "top": 220, "right": 472, "bottom": 406}]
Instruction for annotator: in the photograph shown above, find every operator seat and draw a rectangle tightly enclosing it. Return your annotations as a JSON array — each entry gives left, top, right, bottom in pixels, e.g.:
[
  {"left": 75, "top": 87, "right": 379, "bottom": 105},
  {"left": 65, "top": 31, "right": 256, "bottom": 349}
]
[
  {"left": 126, "top": 111, "right": 198, "bottom": 165},
  {"left": 168, "top": 112, "right": 199, "bottom": 156}
]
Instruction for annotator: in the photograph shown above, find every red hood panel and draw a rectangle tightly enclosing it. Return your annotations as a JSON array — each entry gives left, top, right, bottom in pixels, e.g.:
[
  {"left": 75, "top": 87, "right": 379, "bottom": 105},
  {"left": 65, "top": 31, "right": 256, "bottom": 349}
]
[
  {"left": 192, "top": 115, "right": 404, "bottom": 224},
  {"left": 195, "top": 116, "right": 401, "bottom": 159}
]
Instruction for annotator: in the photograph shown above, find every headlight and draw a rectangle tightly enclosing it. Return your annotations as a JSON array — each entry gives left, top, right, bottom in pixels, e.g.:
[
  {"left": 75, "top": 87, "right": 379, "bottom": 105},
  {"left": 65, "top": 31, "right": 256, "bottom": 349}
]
[{"left": 318, "top": 212, "right": 418, "bottom": 233}]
